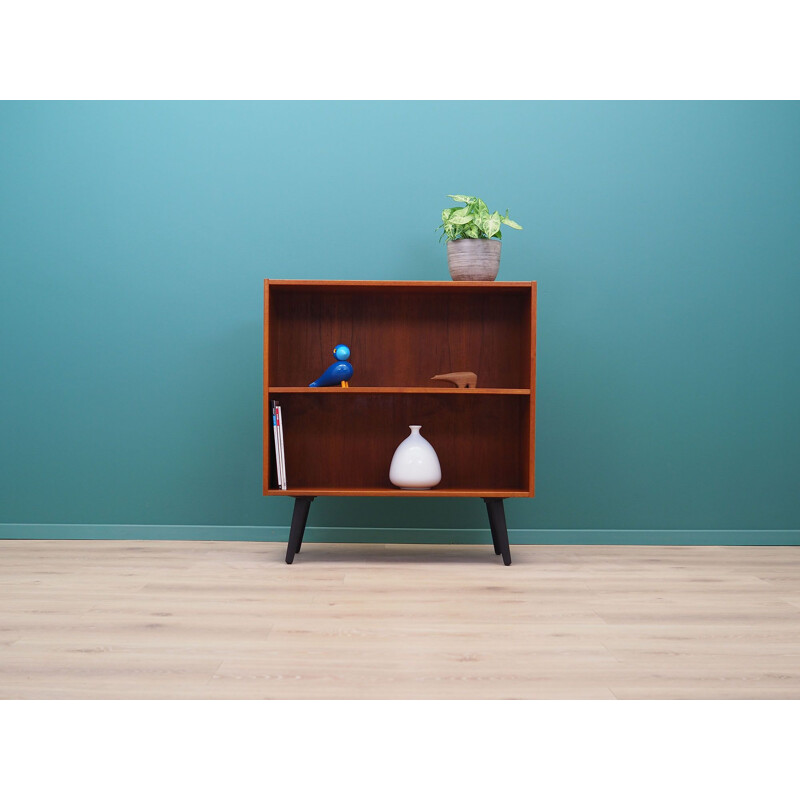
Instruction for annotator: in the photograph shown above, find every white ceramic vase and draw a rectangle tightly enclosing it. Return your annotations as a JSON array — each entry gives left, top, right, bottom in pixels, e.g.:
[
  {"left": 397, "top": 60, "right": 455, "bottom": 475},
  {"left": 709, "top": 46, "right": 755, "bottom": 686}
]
[{"left": 389, "top": 425, "right": 442, "bottom": 489}]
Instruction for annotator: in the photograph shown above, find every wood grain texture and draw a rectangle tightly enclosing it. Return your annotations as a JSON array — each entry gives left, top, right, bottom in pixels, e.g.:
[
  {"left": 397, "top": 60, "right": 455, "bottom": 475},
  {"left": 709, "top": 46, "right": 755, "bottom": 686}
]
[
  {"left": 430, "top": 371, "right": 479, "bottom": 388},
  {"left": 529, "top": 282, "right": 537, "bottom": 495},
  {"left": 268, "top": 489, "right": 529, "bottom": 497},
  {"left": 268, "top": 387, "right": 530, "bottom": 395},
  {"left": 2, "top": 541, "right": 800, "bottom": 699},
  {"left": 267, "top": 280, "right": 529, "bottom": 291},
  {"left": 267, "top": 283, "right": 531, "bottom": 389},
  {"left": 263, "top": 280, "right": 536, "bottom": 498},
  {"left": 269, "top": 392, "right": 528, "bottom": 493},
  {"left": 263, "top": 280, "right": 271, "bottom": 495}
]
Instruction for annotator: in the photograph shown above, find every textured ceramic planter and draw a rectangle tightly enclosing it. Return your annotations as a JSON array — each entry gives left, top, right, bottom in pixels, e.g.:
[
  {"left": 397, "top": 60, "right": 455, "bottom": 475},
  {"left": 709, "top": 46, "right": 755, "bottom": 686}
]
[
  {"left": 446, "top": 238, "right": 502, "bottom": 281},
  {"left": 389, "top": 425, "right": 442, "bottom": 489}
]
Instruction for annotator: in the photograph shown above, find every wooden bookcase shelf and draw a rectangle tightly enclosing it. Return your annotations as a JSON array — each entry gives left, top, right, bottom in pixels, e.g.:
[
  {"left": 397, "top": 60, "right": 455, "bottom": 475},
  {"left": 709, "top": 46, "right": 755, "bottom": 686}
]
[
  {"left": 263, "top": 279, "right": 537, "bottom": 565},
  {"left": 269, "top": 387, "right": 531, "bottom": 395}
]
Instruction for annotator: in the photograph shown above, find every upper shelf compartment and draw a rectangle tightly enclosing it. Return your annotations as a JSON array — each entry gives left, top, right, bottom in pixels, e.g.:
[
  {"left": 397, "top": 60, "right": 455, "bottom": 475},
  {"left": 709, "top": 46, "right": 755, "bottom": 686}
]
[
  {"left": 269, "top": 387, "right": 530, "bottom": 394},
  {"left": 266, "top": 281, "right": 535, "bottom": 390}
]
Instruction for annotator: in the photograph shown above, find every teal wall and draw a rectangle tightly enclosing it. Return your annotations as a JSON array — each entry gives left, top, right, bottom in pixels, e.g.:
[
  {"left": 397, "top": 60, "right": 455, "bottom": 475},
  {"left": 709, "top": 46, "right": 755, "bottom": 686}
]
[{"left": 1, "top": 101, "right": 799, "bottom": 544}]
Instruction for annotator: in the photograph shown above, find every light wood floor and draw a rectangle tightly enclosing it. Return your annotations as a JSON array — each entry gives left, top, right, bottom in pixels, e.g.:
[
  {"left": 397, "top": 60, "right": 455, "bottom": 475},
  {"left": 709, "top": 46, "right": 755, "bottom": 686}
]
[{"left": 1, "top": 540, "right": 800, "bottom": 699}]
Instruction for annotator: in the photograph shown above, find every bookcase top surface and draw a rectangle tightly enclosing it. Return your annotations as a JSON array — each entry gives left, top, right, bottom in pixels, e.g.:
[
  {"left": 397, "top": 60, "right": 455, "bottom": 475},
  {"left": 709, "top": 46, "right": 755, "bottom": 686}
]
[{"left": 266, "top": 279, "right": 535, "bottom": 289}]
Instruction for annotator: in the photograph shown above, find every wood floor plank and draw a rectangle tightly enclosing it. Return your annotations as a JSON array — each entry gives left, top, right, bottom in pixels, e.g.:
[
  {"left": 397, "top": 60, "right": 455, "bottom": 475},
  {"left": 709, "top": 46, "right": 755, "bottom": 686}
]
[{"left": 1, "top": 541, "right": 799, "bottom": 699}]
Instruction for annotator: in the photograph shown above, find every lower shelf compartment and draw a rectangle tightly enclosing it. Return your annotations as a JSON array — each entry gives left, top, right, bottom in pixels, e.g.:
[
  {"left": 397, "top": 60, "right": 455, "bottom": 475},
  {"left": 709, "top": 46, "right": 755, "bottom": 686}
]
[{"left": 266, "top": 392, "right": 531, "bottom": 494}]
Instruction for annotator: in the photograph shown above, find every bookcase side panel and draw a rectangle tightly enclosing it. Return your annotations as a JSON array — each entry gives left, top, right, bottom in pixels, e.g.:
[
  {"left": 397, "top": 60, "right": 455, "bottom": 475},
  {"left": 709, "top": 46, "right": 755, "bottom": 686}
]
[
  {"left": 529, "top": 283, "right": 537, "bottom": 495},
  {"left": 263, "top": 280, "right": 271, "bottom": 495}
]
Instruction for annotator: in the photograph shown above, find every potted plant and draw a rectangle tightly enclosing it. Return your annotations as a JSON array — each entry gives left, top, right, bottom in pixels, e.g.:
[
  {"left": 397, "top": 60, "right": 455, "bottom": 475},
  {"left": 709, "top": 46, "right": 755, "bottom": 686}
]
[{"left": 438, "top": 195, "right": 523, "bottom": 281}]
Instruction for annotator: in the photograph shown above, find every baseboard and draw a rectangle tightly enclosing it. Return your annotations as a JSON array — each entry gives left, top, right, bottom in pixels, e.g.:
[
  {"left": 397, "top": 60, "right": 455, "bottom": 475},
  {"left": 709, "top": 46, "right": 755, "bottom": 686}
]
[{"left": 1, "top": 523, "right": 798, "bottom": 545}]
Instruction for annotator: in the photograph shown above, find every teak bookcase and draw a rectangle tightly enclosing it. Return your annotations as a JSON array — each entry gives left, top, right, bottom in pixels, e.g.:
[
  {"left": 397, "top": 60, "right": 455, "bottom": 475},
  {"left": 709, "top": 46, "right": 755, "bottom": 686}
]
[{"left": 263, "top": 279, "right": 537, "bottom": 565}]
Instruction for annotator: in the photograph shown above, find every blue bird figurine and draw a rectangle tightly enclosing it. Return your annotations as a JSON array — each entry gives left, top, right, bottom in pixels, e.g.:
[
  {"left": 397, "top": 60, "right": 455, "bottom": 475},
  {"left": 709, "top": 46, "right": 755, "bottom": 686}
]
[{"left": 309, "top": 344, "right": 353, "bottom": 388}]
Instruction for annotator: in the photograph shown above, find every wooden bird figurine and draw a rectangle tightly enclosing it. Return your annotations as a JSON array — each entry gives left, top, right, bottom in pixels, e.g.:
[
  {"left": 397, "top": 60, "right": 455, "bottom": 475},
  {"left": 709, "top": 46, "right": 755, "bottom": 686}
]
[
  {"left": 430, "top": 371, "right": 478, "bottom": 388},
  {"left": 309, "top": 344, "right": 353, "bottom": 388}
]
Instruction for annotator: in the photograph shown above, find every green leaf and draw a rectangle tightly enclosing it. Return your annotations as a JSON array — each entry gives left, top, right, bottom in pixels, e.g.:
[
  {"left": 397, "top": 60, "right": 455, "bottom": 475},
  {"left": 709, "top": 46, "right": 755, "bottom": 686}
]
[
  {"left": 482, "top": 216, "right": 501, "bottom": 238},
  {"left": 448, "top": 211, "right": 474, "bottom": 225},
  {"left": 447, "top": 194, "right": 475, "bottom": 204},
  {"left": 440, "top": 197, "right": 521, "bottom": 242}
]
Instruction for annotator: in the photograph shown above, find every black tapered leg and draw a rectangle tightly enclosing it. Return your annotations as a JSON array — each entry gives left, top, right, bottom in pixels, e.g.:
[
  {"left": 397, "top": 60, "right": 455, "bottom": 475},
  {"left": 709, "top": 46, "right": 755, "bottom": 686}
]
[
  {"left": 484, "top": 498, "right": 511, "bottom": 566},
  {"left": 484, "top": 499, "right": 501, "bottom": 555},
  {"left": 286, "top": 496, "right": 313, "bottom": 564},
  {"left": 294, "top": 498, "right": 312, "bottom": 554}
]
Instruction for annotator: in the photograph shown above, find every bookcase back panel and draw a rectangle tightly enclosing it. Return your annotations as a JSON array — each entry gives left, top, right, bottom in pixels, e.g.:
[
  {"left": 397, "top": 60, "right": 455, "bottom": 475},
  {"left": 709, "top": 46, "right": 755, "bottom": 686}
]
[
  {"left": 270, "top": 393, "right": 529, "bottom": 493},
  {"left": 268, "top": 287, "right": 530, "bottom": 389}
]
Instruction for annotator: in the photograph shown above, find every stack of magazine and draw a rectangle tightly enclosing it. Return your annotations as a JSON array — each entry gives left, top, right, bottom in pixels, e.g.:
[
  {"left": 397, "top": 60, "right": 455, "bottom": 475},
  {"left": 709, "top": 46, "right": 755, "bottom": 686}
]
[{"left": 271, "top": 399, "right": 287, "bottom": 489}]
